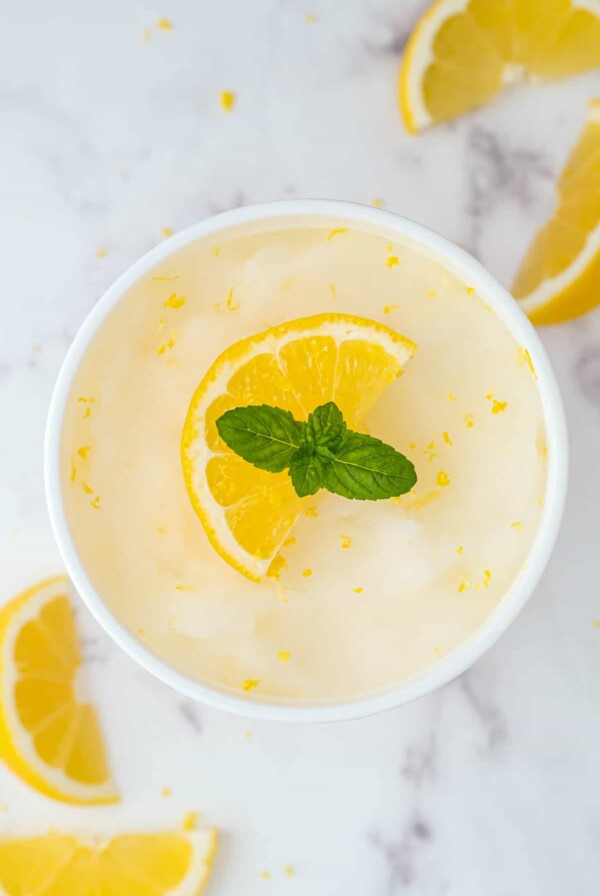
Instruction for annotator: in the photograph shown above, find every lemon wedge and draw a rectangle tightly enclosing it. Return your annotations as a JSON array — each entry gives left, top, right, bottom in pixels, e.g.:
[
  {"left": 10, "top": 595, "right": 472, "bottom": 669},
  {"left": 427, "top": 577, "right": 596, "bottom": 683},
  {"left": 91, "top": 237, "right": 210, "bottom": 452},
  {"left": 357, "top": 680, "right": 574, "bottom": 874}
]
[
  {"left": 514, "top": 97, "right": 600, "bottom": 324},
  {"left": 181, "top": 313, "right": 415, "bottom": 581},
  {"left": 0, "top": 829, "right": 217, "bottom": 896},
  {"left": 0, "top": 576, "right": 117, "bottom": 804},
  {"left": 400, "top": 0, "right": 600, "bottom": 133}
]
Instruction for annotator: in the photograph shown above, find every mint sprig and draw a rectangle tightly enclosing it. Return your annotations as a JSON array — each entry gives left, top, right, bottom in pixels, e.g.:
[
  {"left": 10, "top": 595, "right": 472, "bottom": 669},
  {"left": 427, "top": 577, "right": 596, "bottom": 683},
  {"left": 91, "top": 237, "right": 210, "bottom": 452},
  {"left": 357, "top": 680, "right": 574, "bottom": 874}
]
[{"left": 216, "top": 401, "right": 417, "bottom": 501}]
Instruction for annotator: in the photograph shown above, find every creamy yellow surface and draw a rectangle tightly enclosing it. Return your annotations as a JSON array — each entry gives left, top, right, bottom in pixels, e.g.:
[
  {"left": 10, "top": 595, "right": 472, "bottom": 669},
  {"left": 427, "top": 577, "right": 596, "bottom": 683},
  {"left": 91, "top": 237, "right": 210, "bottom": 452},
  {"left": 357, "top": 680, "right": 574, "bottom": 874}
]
[{"left": 62, "top": 219, "right": 547, "bottom": 704}]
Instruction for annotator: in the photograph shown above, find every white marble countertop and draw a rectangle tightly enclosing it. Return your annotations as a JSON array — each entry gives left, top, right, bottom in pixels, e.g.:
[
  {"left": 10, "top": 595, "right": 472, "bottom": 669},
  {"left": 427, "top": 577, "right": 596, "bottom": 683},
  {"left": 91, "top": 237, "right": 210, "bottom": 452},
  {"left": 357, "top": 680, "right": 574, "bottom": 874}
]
[{"left": 1, "top": 1, "right": 600, "bottom": 892}]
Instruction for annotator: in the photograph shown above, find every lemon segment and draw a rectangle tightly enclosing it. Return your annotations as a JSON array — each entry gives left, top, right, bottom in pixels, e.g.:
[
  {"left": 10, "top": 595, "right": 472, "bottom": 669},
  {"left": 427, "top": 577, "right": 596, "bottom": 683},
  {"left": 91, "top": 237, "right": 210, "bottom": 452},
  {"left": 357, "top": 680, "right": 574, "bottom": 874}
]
[
  {"left": 181, "top": 313, "right": 416, "bottom": 581},
  {"left": 400, "top": 0, "right": 600, "bottom": 132},
  {"left": 0, "top": 830, "right": 217, "bottom": 896},
  {"left": 0, "top": 576, "right": 118, "bottom": 804},
  {"left": 514, "top": 98, "right": 600, "bottom": 324}
]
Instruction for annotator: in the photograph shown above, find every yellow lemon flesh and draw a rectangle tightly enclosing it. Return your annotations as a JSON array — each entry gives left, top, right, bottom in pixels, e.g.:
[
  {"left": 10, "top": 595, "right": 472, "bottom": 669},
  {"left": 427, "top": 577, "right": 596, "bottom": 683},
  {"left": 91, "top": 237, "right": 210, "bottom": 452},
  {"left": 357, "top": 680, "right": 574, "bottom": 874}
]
[
  {"left": 0, "top": 830, "right": 217, "bottom": 896},
  {"left": 0, "top": 576, "right": 117, "bottom": 804},
  {"left": 181, "top": 313, "right": 415, "bottom": 581},
  {"left": 400, "top": 0, "right": 600, "bottom": 133},
  {"left": 514, "top": 97, "right": 600, "bottom": 324}
]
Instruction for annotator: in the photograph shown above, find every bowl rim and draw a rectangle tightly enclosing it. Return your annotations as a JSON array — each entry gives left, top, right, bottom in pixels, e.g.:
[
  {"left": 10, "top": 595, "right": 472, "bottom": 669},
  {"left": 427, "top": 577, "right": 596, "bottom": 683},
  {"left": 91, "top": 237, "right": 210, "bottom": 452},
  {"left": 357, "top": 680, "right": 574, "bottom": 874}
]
[{"left": 44, "top": 198, "right": 569, "bottom": 723}]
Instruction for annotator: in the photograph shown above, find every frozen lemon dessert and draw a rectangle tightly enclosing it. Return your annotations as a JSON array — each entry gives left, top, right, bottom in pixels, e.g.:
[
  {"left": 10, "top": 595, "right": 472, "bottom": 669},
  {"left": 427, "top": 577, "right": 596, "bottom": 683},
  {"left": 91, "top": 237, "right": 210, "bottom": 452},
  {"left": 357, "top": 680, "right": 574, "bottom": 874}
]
[{"left": 61, "top": 219, "right": 547, "bottom": 703}]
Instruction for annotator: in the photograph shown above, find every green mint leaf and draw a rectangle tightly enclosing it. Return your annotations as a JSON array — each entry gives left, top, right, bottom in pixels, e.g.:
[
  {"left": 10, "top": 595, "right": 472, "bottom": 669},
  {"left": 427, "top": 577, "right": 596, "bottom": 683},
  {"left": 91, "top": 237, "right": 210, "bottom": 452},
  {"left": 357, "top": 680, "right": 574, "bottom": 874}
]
[
  {"left": 322, "top": 431, "right": 417, "bottom": 500},
  {"left": 216, "top": 405, "right": 303, "bottom": 473},
  {"left": 288, "top": 450, "right": 326, "bottom": 497},
  {"left": 300, "top": 402, "right": 347, "bottom": 455}
]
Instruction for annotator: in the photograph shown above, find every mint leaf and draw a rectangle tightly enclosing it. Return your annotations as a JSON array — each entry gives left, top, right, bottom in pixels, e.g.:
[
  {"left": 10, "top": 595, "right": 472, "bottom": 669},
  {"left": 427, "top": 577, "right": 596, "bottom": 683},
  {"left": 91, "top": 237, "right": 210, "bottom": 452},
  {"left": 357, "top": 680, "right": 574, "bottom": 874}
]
[
  {"left": 322, "top": 432, "right": 416, "bottom": 500},
  {"left": 300, "top": 402, "right": 347, "bottom": 457},
  {"left": 289, "top": 450, "right": 326, "bottom": 497},
  {"left": 216, "top": 405, "right": 303, "bottom": 472},
  {"left": 216, "top": 400, "right": 417, "bottom": 501}
]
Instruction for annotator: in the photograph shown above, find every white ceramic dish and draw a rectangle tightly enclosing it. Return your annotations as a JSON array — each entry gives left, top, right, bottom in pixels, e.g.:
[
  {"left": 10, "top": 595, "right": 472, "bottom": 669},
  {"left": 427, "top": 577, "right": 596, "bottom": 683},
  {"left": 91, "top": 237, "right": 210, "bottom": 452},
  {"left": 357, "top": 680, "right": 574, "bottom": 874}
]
[{"left": 45, "top": 200, "right": 568, "bottom": 723}]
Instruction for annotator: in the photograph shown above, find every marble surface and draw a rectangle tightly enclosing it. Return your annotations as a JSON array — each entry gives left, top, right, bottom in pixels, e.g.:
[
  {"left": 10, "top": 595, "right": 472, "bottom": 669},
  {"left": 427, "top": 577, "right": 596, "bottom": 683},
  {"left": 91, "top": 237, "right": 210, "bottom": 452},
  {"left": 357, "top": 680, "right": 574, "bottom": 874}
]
[{"left": 1, "top": 0, "right": 600, "bottom": 892}]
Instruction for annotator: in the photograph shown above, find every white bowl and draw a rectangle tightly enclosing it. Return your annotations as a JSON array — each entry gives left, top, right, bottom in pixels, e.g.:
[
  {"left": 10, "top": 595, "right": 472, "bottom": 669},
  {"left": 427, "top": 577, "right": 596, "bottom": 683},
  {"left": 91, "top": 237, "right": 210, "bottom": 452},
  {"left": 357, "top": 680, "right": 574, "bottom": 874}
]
[{"left": 45, "top": 199, "right": 568, "bottom": 723}]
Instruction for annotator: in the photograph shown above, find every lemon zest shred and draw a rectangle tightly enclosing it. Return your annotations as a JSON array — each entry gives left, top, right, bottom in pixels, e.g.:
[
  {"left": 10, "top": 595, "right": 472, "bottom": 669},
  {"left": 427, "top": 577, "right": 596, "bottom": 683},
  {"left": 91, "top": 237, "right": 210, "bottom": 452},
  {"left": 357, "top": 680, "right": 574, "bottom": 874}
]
[
  {"left": 442, "top": 431, "right": 452, "bottom": 446},
  {"left": 436, "top": 471, "right": 450, "bottom": 487},
  {"left": 164, "top": 293, "right": 186, "bottom": 309},
  {"left": 302, "top": 568, "right": 313, "bottom": 578},
  {"left": 267, "top": 554, "right": 287, "bottom": 581},
  {"left": 511, "top": 521, "right": 523, "bottom": 530},
  {"left": 327, "top": 227, "right": 348, "bottom": 240},
  {"left": 456, "top": 545, "right": 464, "bottom": 554},
  {"left": 161, "top": 787, "right": 172, "bottom": 798},
  {"left": 82, "top": 481, "right": 94, "bottom": 495},
  {"left": 175, "top": 584, "right": 194, "bottom": 591},
  {"left": 83, "top": 407, "right": 91, "bottom": 419},
  {"left": 91, "top": 496, "right": 101, "bottom": 509},
  {"left": 517, "top": 346, "right": 537, "bottom": 379},
  {"left": 219, "top": 90, "right": 236, "bottom": 112},
  {"left": 383, "top": 303, "right": 399, "bottom": 314},
  {"left": 77, "top": 445, "right": 91, "bottom": 460},
  {"left": 466, "top": 286, "right": 475, "bottom": 295},
  {"left": 304, "top": 506, "right": 318, "bottom": 518},
  {"left": 278, "top": 650, "right": 291, "bottom": 663},
  {"left": 491, "top": 399, "right": 507, "bottom": 414},
  {"left": 157, "top": 17, "right": 173, "bottom": 29},
  {"left": 242, "top": 679, "right": 260, "bottom": 692},
  {"left": 447, "top": 391, "right": 457, "bottom": 402},
  {"left": 226, "top": 287, "right": 239, "bottom": 310},
  {"left": 70, "top": 465, "right": 77, "bottom": 482},
  {"left": 283, "top": 536, "right": 296, "bottom": 546},
  {"left": 371, "top": 197, "right": 383, "bottom": 207},
  {"left": 353, "top": 586, "right": 363, "bottom": 594},
  {"left": 340, "top": 534, "right": 352, "bottom": 549},
  {"left": 182, "top": 811, "right": 198, "bottom": 831},
  {"left": 386, "top": 255, "right": 399, "bottom": 268},
  {"left": 426, "top": 290, "right": 436, "bottom": 297},
  {"left": 328, "top": 283, "right": 336, "bottom": 299},
  {"left": 465, "top": 414, "right": 474, "bottom": 428},
  {"left": 458, "top": 578, "right": 470, "bottom": 593},
  {"left": 152, "top": 275, "right": 179, "bottom": 282}
]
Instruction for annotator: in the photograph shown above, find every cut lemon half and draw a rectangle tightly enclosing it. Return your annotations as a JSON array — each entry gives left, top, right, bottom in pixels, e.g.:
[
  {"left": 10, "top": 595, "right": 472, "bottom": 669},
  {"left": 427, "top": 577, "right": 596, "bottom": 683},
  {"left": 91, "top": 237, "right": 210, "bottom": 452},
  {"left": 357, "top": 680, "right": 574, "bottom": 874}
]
[
  {"left": 181, "top": 313, "right": 416, "bottom": 581},
  {"left": 514, "top": 97, "right": 600, "bottom": 324},
  {"left": 400, "top": 0, "right": 600, "bottom": 133},
  {"left": 0, "top": 576, "right": 118, "bottom": 804},
  {"left": 0, "top": 829, "right": 217, "bottom": 896}
]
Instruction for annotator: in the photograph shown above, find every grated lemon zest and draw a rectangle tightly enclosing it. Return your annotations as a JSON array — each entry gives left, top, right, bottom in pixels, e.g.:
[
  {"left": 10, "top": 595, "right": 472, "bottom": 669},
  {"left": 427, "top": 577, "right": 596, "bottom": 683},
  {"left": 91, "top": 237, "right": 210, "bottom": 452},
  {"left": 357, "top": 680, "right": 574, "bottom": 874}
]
[
  {"left": 304, "top": 506, "right": 318, "bottom": 518},
  {"left": 384, "top": 303, "right": 400, "bottom": 314},
  {"left": 267, "top": 554, "right": 287, "bottom": 581},
  {"left": 226, "top": 287, "right": 239, "bottom": 310},
  {"left": 152, "top": 275, "right": 179, "bottom": 281},
  {"left": 353, "top": 586, "right": 363, "bottom": 594},
  {"left": 175, "top": 584, "right": 194, "bottom": 591},
  {"left": 465, "top": 414, "right": 474, "bottom": 428},
  {"left": 91, "top": 496, "right": 101, "bottom": 509},
  {"left": 182, "top": 811, "right": 198, "bottom": 831},
  {"left": 328, "top": 283, "right": 336, "bottom": 299},
  {"left": 77, "top": 445, "right": 91, "bottom": 460},
  {"left": 283, "top": 536, "right": 296, "bottom": 546},
  {"left": 83, "top": 407, "right": 91, "bottom": 419},
  {"left": 278, "top": 650, "right": 291, "bottom": 663},
  {"left": 511, "top": 521, "right": 523, "bottom": 531},
  {"left": 456, "top": 545, "right": 464, "bottom": 554},
  {"left": 327, "top": 228, "right": 348, "bottom": 240},
  {"left": 219, "top": 90, "right": 236, "bottom": 112},
  {"left": 466, "top": 286, "right": 475, "bottom": 295},
  {"left": 164, "top": 293, "right": 186, "bottom": 309},
  {"left": 446, "top": 391, "right": 456, "bottom": 401},
  {"left": 242, "top": 679, "right": 260, "bottom": 692},
  {"left": 302, "top": 568, "right": 313, "bottom": 578},
  {"left": 386, "top": 255, "right": 399, "bottom": 268},
  {"left": 436, "top": 471, "right": 450, "bottom": 487},
  {"left": 371, "top": 198, "right": 383, "bottom": 207},
  {"left": 458, "top": 578, "right": 470, "bottom": 593},
  {"left": 82, "top": 481, "right": 94, "bottom": 495},
  {"left": 426, "top": 290, "right": 436, "bottom": 297},
  {"left": 157, "top": 17, "right": 173, "bottom": 29},
  {"left": 340, "top": 535, "right": 352, "bottom": 549},
  {"left": 491, "top": 399, "right": 507, "bottom": 414},
  {"left": 517, "top": 346, "right": 537, "bottom": 379},
  {"left": 442, "top": 431, "right": 452, "bottom": 446}
]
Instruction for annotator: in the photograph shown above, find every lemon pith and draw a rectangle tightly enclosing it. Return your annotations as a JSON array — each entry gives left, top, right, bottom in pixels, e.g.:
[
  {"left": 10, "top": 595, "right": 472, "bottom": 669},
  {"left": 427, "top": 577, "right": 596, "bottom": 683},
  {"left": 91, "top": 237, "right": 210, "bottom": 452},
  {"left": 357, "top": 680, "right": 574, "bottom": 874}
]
[
  {"left": 514, "top": 97, "right": 600, "bottom": 324},
  {"left": 0, "top": 576, "right": 118, "bottom": 805},
  {"left": 400, "top": 0, "right": 600, "bottom": 133},
  {"left": 181, "top": 313, "right": 416, "bottom": 581},
  {"left": 0, "top": 830, "right": 217, "bottom": 896}
]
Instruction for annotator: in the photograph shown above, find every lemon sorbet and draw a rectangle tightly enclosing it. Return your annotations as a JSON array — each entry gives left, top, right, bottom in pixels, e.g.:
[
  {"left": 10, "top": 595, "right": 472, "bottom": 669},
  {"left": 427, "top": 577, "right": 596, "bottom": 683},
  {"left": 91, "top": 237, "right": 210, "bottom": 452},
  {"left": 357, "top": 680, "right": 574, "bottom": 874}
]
[{"left": 61, "top": 219, "right": 547, "bottom": 704}]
